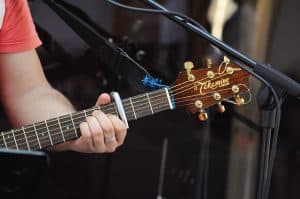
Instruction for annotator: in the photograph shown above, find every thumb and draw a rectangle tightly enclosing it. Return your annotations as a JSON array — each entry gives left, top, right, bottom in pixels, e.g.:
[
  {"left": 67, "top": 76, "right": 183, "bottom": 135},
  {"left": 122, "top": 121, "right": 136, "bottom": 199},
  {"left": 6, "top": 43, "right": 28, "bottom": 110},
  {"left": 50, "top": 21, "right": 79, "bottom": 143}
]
[{"left": 96, "top": 93, "right": 111, "bottom": 105}]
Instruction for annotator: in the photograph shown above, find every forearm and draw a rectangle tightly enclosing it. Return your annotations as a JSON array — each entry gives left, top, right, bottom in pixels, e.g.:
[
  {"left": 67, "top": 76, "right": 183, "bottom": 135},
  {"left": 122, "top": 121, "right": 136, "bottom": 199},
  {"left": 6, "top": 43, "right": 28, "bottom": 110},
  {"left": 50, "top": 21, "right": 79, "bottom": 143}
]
[
  {"left": 3, "top": 85, "right": 75, "bottom": 127},
  {"left": 2, "top": 84, "right": 76, "bottom": 150},
  {"left": 0, "top": 50, "right": 126, "bottom": 153}
]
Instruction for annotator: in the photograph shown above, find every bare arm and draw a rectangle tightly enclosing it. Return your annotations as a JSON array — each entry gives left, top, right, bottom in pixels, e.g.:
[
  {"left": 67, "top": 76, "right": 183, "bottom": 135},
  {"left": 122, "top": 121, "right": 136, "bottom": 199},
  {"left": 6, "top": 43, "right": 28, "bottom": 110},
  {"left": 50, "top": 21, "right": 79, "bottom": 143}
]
[
  {"left": 0, "top": 49, "right": 126, "bottom": 152},
  {"left": 0, "top": 50, "right": 75, "bottom": 126}
]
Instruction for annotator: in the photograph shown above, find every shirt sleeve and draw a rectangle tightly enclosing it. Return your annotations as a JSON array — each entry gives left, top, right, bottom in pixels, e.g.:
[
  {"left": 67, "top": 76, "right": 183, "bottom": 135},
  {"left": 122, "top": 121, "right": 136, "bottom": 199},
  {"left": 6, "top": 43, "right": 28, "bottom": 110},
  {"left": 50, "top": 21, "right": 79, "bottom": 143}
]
[{"left": 0, "top": 0, "right": 42, "bottom": 53}]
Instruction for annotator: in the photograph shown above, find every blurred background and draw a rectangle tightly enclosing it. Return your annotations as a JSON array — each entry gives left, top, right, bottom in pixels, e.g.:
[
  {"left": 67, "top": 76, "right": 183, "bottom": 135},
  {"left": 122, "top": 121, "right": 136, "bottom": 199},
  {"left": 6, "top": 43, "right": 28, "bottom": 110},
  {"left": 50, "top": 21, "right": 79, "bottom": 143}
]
[{"left": 1, "top": 0, "right": 300, "bottom": 198}]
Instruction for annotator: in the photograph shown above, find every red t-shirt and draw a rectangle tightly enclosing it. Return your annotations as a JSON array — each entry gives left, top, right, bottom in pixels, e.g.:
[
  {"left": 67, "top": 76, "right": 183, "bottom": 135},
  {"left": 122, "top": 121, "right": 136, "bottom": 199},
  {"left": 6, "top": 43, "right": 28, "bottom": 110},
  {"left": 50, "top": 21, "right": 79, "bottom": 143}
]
[{"left": 0, "top": 0, "right": 41, "bottom": 53}]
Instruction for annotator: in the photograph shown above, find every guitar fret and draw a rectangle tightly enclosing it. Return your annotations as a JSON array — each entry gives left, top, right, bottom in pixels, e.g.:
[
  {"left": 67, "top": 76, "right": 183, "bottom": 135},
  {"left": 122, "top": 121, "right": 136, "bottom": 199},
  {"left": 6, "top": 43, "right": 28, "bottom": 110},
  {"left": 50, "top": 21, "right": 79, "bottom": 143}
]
[
  {"left": 47, "top": 118, "right": 64, "bottom": 144},
  {"left": 2, "top": 132, "right": 7, "bottom": 148},
  {"left": 36, "top": 122, "right": 52, "bottom": 148},
  {"left": 113, "top": 103, "right": 118, "bottom": 115},
  {"left": 24, "top": 126, "right": 41, "bottom": 150},
  {"left": 132, "top": 94, "right": 153, "bottom": 118},
  {"left": 70, "top": 114, "right": 78, "bottom": 138},
  {"left": 59, "top": 115, "right": 77, "bottom": 141},
  {"left": 33, "top": 123, "right": 42, "bottom": 149},
  {"left": 71, "top": 112, "right": 84, "bottom": 137},
  {"left": 123, "top": 103, "right": 135, "bottom": 121},
  {"left": 13, "top": 129, "right": 27, "bottom": 150},
  {"left": 146, "top": 93, "right": 154, "bottom": 114},
  {"left": 45, "top": 121, "right": 53, "bottom": 146},
  {"left": 22, "top": 126, "right": 30, "bottom": 150},
  {"left": 11, "top": 130, "right": 18, "bottom": 150},
  {"left": 0, "top": 138, "right": 5, "bottom": 148},
  {"left": 57, "top": 117, "right": 65, "bottom": 142},
  {"left": 3, "top": 131, "right": 17, "bottom": 149},
  {"left": 83, "top": 110, "right": 88, "bottom": 118},
  {"left": 149, "top": 90, "right": 171, "bottom": 113},
  {"left": 129, "top": 98, "right": 137, "bottom": 120},
  {"left": 0, "top": 88, "right": 175, "bottom": 151},
  {"left": 0, "top": 133, "right": 5, "bottom": 148}
]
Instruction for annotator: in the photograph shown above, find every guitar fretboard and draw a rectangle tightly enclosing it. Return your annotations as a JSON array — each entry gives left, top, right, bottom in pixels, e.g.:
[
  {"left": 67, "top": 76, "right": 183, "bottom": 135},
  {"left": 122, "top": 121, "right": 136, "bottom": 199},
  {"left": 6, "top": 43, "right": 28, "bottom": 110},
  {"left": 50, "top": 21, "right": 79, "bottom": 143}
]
[{"left": 0, "top": 88, "right": 174, "bottom": 151}]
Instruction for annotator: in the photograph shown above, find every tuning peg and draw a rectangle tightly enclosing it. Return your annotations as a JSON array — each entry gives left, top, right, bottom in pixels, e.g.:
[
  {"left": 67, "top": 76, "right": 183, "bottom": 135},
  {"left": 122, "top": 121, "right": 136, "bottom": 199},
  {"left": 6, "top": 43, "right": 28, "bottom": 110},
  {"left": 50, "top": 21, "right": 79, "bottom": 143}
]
[
  {"left": 224, "top": 56, "right": 230, "bottom": 64},
  {"left": 217, "top": 102, "right": 226, "bottom": 113},
  {"left": 234, "top": 95, "right": 245, "bottom": 106},
  {"left": 198, "top": 109, "right": 208, "bottom": 121},
  {"left": 205, "top": 58, "right": 213, "bottom": 68},
  {"left": 184, "top": 61, "right": 195, "bottom": 82},
  {"left": 232, "top": 85, "right": 240, "bottom": 94},
  {"left": 184, "top": 61, "right": 194, "bottom": 70}
]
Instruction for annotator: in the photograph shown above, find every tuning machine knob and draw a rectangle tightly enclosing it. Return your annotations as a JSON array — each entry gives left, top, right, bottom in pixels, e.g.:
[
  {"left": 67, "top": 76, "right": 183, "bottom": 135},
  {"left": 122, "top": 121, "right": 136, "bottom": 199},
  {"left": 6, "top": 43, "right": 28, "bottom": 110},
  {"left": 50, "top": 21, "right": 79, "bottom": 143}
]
[
  {"left": 205, "top": 57, "right": 213, "bottom": 68},
  {"left": 184, "top": 61, "right": 195, "bottom": 82},
  {"left": 217, "top": 102, "right": 226, "bottom": 113},
  {"left": 198, "top": 109, "right": 208, "bottom": 121},
  {"left": 234, "top": 95, "right": 245, "bottom": 106},
  {"left": 224, "top": 56, "right": 230, "bottom": 64}
]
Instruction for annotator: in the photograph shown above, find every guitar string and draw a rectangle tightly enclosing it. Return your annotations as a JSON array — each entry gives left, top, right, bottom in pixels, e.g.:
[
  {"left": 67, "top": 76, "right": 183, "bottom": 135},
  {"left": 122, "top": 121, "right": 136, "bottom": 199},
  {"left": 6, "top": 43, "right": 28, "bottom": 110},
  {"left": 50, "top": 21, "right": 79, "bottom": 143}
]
[
  {"left": 5, "top": 84, "right": 246, "bottom": 149},
  {"left": 10, "top": 100, "right": 169, "bottom": 144},
  {"left": 0, "top": 63, "right": 243, "bottom": 137},
  {"left": 168, "top": 73, "right": 212, "bottom": 91},
  {"left": 0, "top": 69, "right": 243, "bottom": 138},
  {"left": 1, "top": 97, "right": 169, "bottom": 147},
  {"left": 0, "top": 89, "right": 166, "bottom": 137},
  {"left": 1, "top": 79, "right": 243, "bottom": 142},
  {"left": 2, "top": 103, "right": 168, "bottom": 148},
  {"left": 168, "top": 62, "right": 232, "bottom": 93},
  {"left": 5, "top": 84, "right": 249, "bottom": 149},
  {"left": 1, "top": 73, "right": 248, "bottom": 148},
  {"left": 118, "top": 71, "right": 243, "bottom": 109},
  {"left": 173, "top": 84, "right": 250, "bottom": 102},
  {"left": 0, "top": 95, "right": 167, "bottom": 145},
  {"left": 170, "top": 72, "right": 230, "bottom": 96},
  {"left": 3, "top": 101, "right": 172, "bottom": 148},
  {"left": 166, "top": 61, "right": 230, "bottom": 91},
  {"left": 16, "top": 91, "right": 168, "bottom": 134},
  {"left": 1, "top": 84, "right": 246, "bottom": 147}
]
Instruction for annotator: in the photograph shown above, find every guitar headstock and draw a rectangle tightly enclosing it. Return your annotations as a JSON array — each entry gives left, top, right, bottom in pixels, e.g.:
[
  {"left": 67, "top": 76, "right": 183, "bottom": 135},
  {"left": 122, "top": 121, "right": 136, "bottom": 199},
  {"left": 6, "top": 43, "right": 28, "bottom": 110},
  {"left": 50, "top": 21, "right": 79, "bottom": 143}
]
[{"left": 171, "top": 56, "right": 251, "bottom": 121}]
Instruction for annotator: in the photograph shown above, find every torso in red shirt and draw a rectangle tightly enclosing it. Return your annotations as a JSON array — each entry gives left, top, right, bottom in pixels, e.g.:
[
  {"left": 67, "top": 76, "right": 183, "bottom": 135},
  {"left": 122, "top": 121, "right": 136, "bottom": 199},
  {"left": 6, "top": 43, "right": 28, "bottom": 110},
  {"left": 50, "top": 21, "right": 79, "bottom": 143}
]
[{"left": 0, "top": 0, "right": 41, "bottom": 53}]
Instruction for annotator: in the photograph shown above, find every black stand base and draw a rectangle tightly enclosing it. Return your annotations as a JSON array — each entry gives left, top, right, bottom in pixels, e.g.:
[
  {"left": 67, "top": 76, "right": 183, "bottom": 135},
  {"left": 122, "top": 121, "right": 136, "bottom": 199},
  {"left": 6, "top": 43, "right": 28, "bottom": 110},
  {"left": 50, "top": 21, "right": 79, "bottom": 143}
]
[{"left": 0, "top": 149, "right": 49, "bottom": 198}]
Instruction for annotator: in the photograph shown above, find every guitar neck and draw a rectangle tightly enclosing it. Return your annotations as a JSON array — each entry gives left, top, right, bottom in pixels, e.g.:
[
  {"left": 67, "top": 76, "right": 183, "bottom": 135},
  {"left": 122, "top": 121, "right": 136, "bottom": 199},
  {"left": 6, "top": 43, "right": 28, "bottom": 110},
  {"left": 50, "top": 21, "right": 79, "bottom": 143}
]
[{"left": 0, "top": 88, "right": 174, "bottom": 151}]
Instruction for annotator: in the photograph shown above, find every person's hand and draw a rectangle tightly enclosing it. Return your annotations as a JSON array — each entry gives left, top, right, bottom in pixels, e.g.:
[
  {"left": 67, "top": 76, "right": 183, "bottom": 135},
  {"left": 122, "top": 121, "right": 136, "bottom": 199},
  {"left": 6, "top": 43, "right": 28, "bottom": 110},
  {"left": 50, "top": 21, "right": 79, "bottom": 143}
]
[{"left": 66, "top": 93, "right": 127, "bottom": 153}]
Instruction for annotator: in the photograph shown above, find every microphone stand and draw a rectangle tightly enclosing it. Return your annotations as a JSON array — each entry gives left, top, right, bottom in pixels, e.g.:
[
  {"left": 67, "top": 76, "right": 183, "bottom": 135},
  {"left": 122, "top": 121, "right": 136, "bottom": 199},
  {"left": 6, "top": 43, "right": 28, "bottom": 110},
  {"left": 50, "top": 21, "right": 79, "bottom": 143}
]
[
  {"left": 139, "top": 1, "right": 300, "bottom": 199},
  {"left": 140, "top": 0, "right": 300, "bottom": 98},
  {"left": 42, "top": 0, "right": 151, "bottom": 93}
]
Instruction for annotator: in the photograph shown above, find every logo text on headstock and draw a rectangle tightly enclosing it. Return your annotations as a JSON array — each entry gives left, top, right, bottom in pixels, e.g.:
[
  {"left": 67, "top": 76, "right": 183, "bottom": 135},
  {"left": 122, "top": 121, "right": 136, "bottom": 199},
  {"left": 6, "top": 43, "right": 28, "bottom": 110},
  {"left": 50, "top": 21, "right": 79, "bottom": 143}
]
[{"left": 194, "top": 78, "right": 230, "bottom": 95}]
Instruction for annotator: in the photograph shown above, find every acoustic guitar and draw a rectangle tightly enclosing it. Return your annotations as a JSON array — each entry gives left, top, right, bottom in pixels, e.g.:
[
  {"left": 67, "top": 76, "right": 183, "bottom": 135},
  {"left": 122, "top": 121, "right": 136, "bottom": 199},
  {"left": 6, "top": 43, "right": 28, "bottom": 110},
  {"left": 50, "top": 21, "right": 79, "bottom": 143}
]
[{"left": 0, "top": 57, "right": 250, "bottom": 151}]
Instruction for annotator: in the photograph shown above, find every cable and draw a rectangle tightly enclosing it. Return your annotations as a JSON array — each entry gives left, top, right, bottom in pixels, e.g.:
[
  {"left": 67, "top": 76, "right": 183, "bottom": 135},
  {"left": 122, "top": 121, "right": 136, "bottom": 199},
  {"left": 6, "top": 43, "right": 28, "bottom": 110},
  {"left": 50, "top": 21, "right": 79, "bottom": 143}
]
[
  {"left": 117, "top": 47, "right": 152, "bottom": 77},
  {"left": 104, "top": 1, "right": 282, "bottom": 198},
  {"left": 104, "top": 0, "right": 209, "bottom": 33}
]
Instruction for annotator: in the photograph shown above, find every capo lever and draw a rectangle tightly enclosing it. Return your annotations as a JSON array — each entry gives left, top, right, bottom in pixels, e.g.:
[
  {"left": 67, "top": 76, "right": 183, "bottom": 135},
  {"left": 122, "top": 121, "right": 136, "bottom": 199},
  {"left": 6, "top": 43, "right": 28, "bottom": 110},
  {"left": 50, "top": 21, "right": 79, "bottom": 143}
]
[{"left": 110, "top": 92, "right": 129, "bottom": 128}]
